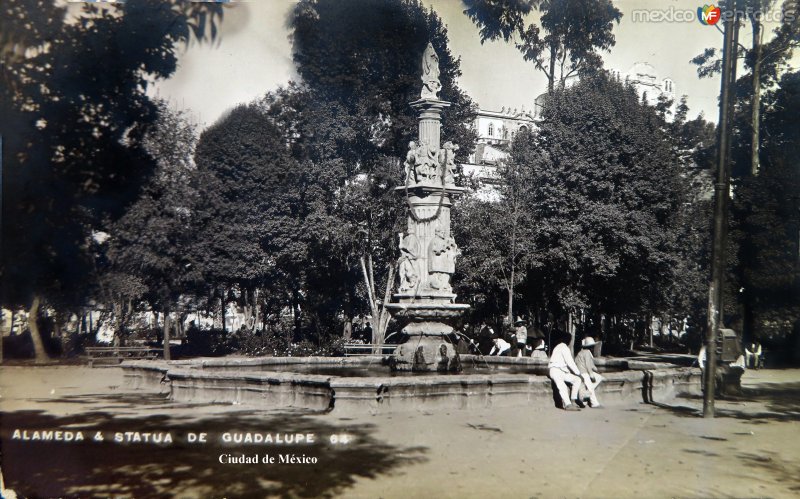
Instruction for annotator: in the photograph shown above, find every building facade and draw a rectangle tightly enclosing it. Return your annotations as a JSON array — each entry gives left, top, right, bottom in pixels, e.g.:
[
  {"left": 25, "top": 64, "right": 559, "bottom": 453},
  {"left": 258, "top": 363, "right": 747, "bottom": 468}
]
[
  {"left": 617, "top": 62, "right": 676, "bottom": 109},
  {"left": 462, "top": 62, "right": 677, "bottom": 200}
]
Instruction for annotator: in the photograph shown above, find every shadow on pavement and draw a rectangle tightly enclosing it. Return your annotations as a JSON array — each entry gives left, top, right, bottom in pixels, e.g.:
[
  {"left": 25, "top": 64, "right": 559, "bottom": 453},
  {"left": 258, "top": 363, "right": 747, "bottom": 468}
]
[
  {"left": 647, "top": 381, "right": 800, "bottom": 423},
  {"left": 1, "top": 401, "right": 428, "bottom": 498},
  {"left": 737, "top": 451, "right": 800, "bottom": 492}
]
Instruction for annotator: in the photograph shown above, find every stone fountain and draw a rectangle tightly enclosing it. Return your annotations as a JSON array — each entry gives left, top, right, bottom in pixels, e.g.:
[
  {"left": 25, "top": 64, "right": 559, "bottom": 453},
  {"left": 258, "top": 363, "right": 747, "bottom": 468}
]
[
  {"left": 121, "top": 45, "right": 703, "bottom": 410},
  {"left": 385, "top": 43, "right": 470, "bottom": 372}
]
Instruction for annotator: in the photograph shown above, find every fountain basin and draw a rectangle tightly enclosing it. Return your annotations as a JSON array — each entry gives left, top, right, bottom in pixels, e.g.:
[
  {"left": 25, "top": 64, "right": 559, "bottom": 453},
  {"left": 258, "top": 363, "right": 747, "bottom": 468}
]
[{"left": 122, "top": 355, "right": 701, "bottom": 414}]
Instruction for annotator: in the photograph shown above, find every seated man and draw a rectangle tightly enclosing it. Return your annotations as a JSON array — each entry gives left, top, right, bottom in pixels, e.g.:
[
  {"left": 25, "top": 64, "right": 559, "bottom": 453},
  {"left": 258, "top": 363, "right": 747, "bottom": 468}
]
[
  {"left": 575, "top": 337, "right": 604, "bottom": 408},
  {"left": 746, "top": 342, "right": 764, "bottom": 369},
  {"left": 489, "top": 335, "right": 511, "bottom": 356},
  {"left": 548, "top": 332, "right": 583, "bottom": 411}
]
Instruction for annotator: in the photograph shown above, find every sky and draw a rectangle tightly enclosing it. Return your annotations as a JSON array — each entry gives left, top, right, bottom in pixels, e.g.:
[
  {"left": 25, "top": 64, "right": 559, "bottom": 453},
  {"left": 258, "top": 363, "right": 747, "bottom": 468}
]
[{"left": 151, "top": 0, "right": 798, "bottom": 128}]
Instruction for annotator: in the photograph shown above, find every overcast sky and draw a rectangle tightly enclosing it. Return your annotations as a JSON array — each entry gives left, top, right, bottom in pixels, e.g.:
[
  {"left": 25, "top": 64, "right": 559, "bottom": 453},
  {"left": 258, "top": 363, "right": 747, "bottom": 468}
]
[{"left": 150, "top": 0, "right": 798, "bottom": 128}]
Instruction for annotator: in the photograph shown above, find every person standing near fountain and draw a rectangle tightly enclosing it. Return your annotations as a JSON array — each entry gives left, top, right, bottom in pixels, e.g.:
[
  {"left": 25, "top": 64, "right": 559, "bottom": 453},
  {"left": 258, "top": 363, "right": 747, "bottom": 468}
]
[
  {"left": 548, "top": 332, "right": 583, "bottom": 411},
  {"left": 514, "top": 317, "right": 528, "bottom": 357}
]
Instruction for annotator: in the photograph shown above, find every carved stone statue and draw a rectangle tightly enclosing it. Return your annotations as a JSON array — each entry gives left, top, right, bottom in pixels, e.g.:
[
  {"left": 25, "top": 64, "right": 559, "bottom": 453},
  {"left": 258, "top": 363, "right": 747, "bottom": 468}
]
[
  {"left": 420, "top": 42, "right": 441, "bottom": 100},
  {"left": 404, "top": 141, "right": 418, "bottom": 184},
  {"left": 427, "top": 228, "right": 459, "bottom": 291},
  {"left": 423, "top": 141, "right": 440, "bottom": 184},
  {"left": 404, "top": 139, "right": 442, "bottom": 186},
  {"left": 398, "top": 234, "right": 420, "bottom": 292},
  {"left": 439, "top": 141, "right": 459, "bottom": 186}
]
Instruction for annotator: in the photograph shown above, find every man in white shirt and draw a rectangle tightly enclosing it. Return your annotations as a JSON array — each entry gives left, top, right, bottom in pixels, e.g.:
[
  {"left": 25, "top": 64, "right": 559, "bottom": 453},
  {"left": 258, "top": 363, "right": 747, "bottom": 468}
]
[
  {"left": 548, "top": 332, "right": 583, "bottom": 411},
  {"left": 575, "top": 337, "right": 603, "bottom": 408},
  {"left": 514, "top": 317, "right": 528, "bottom": 357},
  {"left": 489, "top": 336, "right": 511, "bottom": 356}
]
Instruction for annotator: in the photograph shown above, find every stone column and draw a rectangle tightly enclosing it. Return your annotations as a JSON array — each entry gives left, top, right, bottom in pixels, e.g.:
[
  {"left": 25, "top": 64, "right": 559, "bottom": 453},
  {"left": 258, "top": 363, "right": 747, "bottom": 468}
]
[{"left": 386, "top": 44, "right": 469, "bottom": 372}]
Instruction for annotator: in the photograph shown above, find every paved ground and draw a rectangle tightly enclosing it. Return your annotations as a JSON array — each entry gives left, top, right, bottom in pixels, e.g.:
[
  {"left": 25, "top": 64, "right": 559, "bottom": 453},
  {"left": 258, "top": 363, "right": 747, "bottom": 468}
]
[{"left": 0, "top": 364, "right": 798, "bottom": 498}]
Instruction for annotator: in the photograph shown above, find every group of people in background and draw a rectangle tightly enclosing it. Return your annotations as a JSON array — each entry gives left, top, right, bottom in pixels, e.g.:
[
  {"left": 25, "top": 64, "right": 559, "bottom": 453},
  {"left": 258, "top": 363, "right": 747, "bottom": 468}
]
[
  {"left": 484, "top": 317, "right": 605, "bottom": 411},
  {"left": 485, "top": 317, "right": 544, "bottom": 357}
]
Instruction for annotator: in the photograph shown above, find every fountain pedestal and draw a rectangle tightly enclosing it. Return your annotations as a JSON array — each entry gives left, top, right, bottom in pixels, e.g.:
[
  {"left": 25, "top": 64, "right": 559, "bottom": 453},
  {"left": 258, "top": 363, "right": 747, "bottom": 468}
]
[{"left": 387, "top": 43, "right": 469, "bottom": 372}]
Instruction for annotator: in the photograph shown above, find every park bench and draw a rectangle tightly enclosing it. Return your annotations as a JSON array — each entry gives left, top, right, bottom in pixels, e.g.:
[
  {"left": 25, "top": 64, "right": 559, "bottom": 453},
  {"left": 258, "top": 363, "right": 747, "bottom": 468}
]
[
  {"left": 342, "top": 343, "right": 395, "bottom": 356},
  {"left": 85, "top": 346, "right": 162, "bottom": 367}
]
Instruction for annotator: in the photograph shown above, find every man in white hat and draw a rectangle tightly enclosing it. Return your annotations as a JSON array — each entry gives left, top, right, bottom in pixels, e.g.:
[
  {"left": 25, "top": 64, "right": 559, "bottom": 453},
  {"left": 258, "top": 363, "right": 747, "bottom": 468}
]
[{"left": 575, "top": 337, "right": 603, "bottom": 408}]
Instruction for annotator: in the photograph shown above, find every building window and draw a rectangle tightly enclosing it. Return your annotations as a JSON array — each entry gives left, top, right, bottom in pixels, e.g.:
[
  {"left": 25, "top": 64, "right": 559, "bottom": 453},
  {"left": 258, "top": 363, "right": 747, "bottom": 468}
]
[
  {"left": 503, "top": 128, "right": 508, "bottom": 139},
  {"left": 488, "top": 123, "right": 494, "bottom": 137}
]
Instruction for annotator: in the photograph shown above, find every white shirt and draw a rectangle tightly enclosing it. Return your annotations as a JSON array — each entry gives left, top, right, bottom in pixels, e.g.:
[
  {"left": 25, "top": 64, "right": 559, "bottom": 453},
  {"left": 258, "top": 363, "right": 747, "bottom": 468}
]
[
  {"left": 548, "top": 343, "right": 580, "bottom": 375},
  {"left": 490, "top": 338, "right": 511, "bottom": 355}
]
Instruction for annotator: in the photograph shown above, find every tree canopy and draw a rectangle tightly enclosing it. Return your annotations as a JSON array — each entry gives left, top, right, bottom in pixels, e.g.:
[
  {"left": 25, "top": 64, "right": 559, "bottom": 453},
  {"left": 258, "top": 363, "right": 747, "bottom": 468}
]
[
  {"left": 455, "top": 74, "right": 708, "bottom": 348},
  {"left": 1, "top": 0, "right": 224, "bottom": 360},
  {"left": 463, "top": 0, "right": 623, "bottom": 92}
]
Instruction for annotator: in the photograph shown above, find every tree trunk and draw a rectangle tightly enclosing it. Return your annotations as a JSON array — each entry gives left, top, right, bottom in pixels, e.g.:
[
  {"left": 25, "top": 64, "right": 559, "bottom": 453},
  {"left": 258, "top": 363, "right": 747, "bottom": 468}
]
[
  {"left": 163, "top": 308, "right": 171, "bottom": 361},
  {"left": 242, "top": 288, "right": 253, "bottom": 330},
  {"left": 374, "top": 263, "right": 396, "bottom": 353},
  {"left": 253, "top": 289, "right": 260, "bottom": 331},
  {"left": 114, "top": 300, "right": 124, "bottom": 347},
  {"left": 343, "top": 299, "right": 353, "bottom": 340},
  {"left": 568, "top": 310, "right": 576, "bottom": 353},
  {"left": 507, "top": 266, "right": 515, "bottom": 325},
  {"left": 547, "top": 43, "right": 556, "bottom": 94},
  {"left": 28, "top": 295, "right": 49, "bottom": 363},
  {"left": 750, "top": 12, "right": 763, "bottom": 176},
  {"left": 220, "top": 290, "right": 227, "bottom": 333},
  {"left": 650, "top": 317, "right": 656, "bottom": 348},
  {"left": 292, "top": 291, "right": 302, "bottom": 341}
]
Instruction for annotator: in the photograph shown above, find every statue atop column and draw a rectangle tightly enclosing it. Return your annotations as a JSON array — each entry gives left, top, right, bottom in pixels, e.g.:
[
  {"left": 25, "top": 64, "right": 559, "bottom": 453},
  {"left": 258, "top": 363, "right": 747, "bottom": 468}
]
[
  {"left": 387, "top": 41, "right": 469, "bottom": 372},
  {"left": 420, "top": 42, "right": 441, "bottom": 100}
]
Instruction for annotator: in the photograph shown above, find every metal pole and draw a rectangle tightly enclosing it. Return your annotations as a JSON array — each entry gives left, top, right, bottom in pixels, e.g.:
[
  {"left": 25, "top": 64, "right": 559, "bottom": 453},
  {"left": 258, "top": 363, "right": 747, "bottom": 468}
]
[{"left": 705, "top": 1, "right": 738, "bottom": 418}]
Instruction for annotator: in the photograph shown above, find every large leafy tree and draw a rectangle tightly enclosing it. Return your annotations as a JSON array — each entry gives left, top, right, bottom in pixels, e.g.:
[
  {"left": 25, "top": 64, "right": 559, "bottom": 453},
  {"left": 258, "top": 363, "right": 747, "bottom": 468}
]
[
  {"left": 458, "top": 74, "right": 700, "bottom": 348},
  {"left": 0, "top": 0, "right": 224, "bottom": 361},
  {"left": 692, "top": 2, "right": 798, "bottom": 351},
  {"left": 292, "top": 0, "right": 476, "bottom": 162},
  {"left": 734, "top": 70, "right": 800, "bottom": 358},
  {"left": 463, "top": 0, "right": 623, "bottom": 92},
  {"left": 192, "top": 104, "right": 308, "bottom": 335},
  {"left": 454, "top": 151, "right": 538, "bottom": 326},
  {"left": 283, "top": 0, "right": 477, "bottom": 342},
  {"left": 101, "top": 103, "right": 201, "bottom": 359},
  {"left": 524, "top": 75, "right": 686, "bottom": 314}
]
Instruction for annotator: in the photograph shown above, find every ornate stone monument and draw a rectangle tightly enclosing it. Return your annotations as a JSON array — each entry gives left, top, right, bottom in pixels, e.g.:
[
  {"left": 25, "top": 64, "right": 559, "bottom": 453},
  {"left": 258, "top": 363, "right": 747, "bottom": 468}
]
[{"left": 386, "top": 42, "right": 470, "bottom": 372}]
